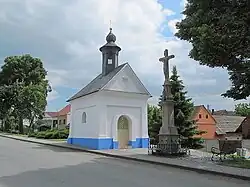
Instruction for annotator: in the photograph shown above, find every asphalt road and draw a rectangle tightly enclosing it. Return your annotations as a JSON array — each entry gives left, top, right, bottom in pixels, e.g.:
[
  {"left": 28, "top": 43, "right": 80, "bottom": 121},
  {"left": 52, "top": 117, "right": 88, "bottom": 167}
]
[{"left": 0, "top": 137, "right": 249, "bottom": 187}]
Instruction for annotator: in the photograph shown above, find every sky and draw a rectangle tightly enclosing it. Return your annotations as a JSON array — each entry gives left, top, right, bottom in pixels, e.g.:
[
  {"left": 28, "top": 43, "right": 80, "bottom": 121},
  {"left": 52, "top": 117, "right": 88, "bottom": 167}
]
[{"left": 0, "top": 0, "right": 249, "bottom": 112}]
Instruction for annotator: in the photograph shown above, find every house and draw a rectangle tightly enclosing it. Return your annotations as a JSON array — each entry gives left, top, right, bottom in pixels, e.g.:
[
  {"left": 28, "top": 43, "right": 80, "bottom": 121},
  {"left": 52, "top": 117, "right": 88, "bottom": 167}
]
[
  {"left": 57, "top": 104, "right": 71, "bottom": 129},
  {"left": 42, "top": 112, "right": 58, "bottom": 129},
  {"left": 192, "top": 105, "right": 217, "bottom": 139},
  {"left": 234, "top": 116, "right": 250, "bottom": 139},
  {"left": 67, "top": 28, "right": 151, "bottom": 150},
  {"left": 213, "top": 115, "right": 245, "bottom": 140}
]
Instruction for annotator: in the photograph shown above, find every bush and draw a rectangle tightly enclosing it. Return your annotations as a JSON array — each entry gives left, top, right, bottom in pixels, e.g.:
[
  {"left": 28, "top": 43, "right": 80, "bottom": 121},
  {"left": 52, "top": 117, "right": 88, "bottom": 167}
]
[
  {"left": 29, "top": 129, "right": 69, "bottom": 139},
  {"left": 36, "top": 131, "right": 47, "bottom": 139},
  {"left": 28, "top": 132, "right": 37, "bottom": 137}
]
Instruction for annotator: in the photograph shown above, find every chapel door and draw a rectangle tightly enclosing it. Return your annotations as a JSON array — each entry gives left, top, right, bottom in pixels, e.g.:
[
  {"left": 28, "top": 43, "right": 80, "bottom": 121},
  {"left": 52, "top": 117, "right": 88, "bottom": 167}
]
[{"left": 117, "top": 116, "right": 129, "bottom": 149}]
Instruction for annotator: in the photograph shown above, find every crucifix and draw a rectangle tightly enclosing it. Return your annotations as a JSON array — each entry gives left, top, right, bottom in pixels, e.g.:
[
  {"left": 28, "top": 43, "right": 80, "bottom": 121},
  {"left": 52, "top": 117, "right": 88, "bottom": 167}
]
[
  {"left": 159, "top": 49, "right": 175, "bottom": 101},
  {"left": 159, "top": 49, "right": 175, "bottom": 81}
]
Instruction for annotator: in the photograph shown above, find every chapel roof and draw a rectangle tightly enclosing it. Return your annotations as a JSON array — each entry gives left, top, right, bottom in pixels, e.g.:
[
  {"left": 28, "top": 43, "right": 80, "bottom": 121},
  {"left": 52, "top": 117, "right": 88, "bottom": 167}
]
[{"left": 67, "top": 63, "right": 127, "bottom": 102}]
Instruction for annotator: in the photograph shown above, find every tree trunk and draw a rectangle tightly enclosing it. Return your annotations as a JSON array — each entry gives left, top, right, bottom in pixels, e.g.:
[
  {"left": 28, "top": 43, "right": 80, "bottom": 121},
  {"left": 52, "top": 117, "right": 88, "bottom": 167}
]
[
  {"left": 18, "top": 116, "right": 24, "bottom": 134},
  {"left": 4, "top": 117, "right": 11, "bottom": 132},
  {"left": 28, "top": 116, "right": 35, "bottom": 134}
]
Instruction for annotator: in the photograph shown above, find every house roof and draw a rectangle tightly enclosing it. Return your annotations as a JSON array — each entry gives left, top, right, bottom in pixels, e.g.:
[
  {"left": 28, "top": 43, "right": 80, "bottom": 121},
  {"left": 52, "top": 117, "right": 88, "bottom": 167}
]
[
  {"left": 213, "top": 115, "right": 246, "bottom": 135},
  {"left": 67, "top": 63, "right": 127, "bottom": 102},
  {"left": 58, "top": 104, "right": 71, "bottom": 116},
  {"left": 191, "top": 105, "right": 202, "bottom": 119},
  {"left": 45, "top": 112, "right": 58, "bottom": 118},
  {"left": 191, "top": 105, "right": 216, "bottom": 122}
]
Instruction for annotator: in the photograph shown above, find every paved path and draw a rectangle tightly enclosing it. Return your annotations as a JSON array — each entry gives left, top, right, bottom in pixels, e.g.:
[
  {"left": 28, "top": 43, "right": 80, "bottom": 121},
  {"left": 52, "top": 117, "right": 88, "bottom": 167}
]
[{"left": 0, "top": 137, "right": 249, "bottom": 187}]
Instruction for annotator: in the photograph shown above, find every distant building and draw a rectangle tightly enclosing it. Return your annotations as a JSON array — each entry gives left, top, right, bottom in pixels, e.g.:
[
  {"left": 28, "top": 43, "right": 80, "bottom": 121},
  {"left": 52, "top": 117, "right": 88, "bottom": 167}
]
[
  {"left": 192, "top": 105, "right": 217, "bottom": 139},
  {"left": 192, "top": 105, "right": 250, "bottom": 140}
]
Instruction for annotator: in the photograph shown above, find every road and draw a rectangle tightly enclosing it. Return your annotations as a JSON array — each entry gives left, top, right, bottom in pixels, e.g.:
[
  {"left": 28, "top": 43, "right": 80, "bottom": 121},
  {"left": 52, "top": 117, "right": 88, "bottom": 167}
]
[{"left": 0, "top": 137, "right": 249, "bottom": 187}]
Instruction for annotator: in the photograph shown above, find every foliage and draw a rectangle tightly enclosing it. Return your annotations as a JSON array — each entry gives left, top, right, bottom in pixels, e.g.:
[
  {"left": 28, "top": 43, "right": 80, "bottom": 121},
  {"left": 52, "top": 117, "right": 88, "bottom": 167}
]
[
  {"left": 221, "top": 157, "right": 250, "bottom": 169},
  {"left": 0, "top": 54, "right": 51, "bottom": 133},
  {"left": 235, "top": 103, "right": 250, "bottom": 116},
  {"left": 175, "top": 0, "right": 250, "bottom": 100},
  {"left": 170, "top": 66, "right": 205, "bottom": 148},
  {"left": 28, "top": 129, "right": 69, "bottom": 139},
  {"left": 148, "top": 104, "right": 162, "bottom": 142}
]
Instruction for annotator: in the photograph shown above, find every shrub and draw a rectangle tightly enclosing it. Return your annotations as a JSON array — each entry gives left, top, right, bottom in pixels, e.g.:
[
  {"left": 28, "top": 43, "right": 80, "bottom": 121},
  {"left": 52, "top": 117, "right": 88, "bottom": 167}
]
[
  {"left": 31, "top": 129, "right": 69, "bottom": 139},
  {"left": 44, "top": 132, "right": 54, "bottom": 139},
  {"left": 36, "top": 131, "right": 47, "bottom": 139},
  {"left": 28, "top": 132, "right": 37, "bottom": 137}
]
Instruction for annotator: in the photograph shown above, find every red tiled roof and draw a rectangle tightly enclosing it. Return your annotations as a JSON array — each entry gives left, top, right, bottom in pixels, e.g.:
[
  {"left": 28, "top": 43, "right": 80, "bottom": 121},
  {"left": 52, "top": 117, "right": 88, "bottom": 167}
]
[
  {"left": 58, "top": 104, "right": 71, "bottom": 116},
  {"left": 45, "top": 112, "right": 58, "bottom": 118}
]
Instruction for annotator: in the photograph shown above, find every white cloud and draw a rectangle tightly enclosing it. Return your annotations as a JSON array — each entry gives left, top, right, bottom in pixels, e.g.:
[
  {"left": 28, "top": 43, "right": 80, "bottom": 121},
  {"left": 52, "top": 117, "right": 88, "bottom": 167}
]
[
  {"left": 0, "top": 0, "right": 244, "bottom": 110},
  {"left": 47, "top": 90, "right": 59, "bottom": 102},
  {"left": 168, "top": 19, "right": 180, "bottom": 34}
]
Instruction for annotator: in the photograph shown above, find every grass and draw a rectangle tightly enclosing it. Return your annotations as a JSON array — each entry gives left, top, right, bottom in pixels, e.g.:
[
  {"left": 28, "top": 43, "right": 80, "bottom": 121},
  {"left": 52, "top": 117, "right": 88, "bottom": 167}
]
[
  {"left": 49, "top": 139, "right": 67, "bottom": 142},
  {"left": 220, "top": 158, "right": 250, "bottom": 169}
]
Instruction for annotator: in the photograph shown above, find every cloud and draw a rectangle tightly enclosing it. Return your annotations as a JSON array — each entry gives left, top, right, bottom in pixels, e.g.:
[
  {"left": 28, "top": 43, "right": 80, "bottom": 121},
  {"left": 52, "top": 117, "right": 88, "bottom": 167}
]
[
  {"left": 47, "top": 90, "right": 59, "bottom": 102},
  {"left": 0, "top": 0, "right": 245, "bottom": 111},
  {"left": 168, "top": 19, "right": 180, "bottom": 34}
]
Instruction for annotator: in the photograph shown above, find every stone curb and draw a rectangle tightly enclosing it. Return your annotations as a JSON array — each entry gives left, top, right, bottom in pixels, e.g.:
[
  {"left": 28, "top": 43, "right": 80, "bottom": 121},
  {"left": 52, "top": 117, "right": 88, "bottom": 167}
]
[{"left": 1, "top": 134, "right": 250, "bottom": 181}]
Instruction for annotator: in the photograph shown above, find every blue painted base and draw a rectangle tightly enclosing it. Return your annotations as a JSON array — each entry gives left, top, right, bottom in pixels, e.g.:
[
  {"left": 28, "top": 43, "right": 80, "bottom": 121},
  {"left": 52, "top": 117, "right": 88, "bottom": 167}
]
[
  {"left": 129, "top": 138, "right": 149, "bottom": 148},
  {"left": 67, "top": 137, "right": 149, "bottom": 150}
]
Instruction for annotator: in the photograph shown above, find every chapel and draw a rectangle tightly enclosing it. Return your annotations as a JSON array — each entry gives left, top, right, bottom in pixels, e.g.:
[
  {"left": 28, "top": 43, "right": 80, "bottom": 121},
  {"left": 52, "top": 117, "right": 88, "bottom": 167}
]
[{"left": 67, "top": 28, "right": 151, "bottom": 150}]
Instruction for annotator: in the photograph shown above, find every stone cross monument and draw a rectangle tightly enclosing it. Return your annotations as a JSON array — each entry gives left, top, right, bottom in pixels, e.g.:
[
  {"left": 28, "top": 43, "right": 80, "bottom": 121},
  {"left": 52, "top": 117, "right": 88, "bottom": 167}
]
[{"left": 158, "top": 49, "right": 180, "bottom": 154}]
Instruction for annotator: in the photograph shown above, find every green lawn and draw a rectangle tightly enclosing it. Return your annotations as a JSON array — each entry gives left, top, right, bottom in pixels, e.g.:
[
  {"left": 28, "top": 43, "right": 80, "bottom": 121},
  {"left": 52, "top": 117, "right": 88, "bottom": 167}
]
[
  {"left": 220, "top": 159, "right": 250, "bottom": 169},
  {"left": 49, "top": 139, "right": 67, "bottom": 142}
]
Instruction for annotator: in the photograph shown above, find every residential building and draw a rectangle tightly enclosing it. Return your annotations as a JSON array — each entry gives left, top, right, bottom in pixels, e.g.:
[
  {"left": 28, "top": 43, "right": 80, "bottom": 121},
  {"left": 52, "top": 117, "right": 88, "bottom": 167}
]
[
  {"left": 192, "top": 105, "right": 217, "bottom": 139},
  {"left": 57, "top": 104, "right": 71, "bottom": 129},
  {"left": 213, "top": 115, "right": 245, "bottom": 140},
  {"left": 43, "top": 112, "right": 59, "bottom": 129}
]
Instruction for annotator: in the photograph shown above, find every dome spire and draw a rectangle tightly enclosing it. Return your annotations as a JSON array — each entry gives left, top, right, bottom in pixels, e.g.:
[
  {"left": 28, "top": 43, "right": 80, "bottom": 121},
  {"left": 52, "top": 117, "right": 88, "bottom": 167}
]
[
  {"left": 100, "top": 27, "right": 121, "bottom": 75},
  {"left": 106, "top": 27, "right": 116, "bottom": 43}
]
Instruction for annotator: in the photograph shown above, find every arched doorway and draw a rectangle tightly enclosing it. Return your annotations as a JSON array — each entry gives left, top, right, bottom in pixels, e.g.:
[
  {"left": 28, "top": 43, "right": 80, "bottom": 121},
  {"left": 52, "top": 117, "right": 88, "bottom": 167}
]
[{"left": 117, "top": 115, "right": 130, "bottom": 149}]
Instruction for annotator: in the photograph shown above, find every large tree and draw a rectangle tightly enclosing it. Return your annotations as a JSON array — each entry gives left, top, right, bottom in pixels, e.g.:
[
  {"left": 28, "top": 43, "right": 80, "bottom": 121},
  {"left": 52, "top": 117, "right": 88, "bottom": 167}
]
[
  {"left": 235, "top": 103, "right": 250, "bottom": 116},
  {"left": 170, "top": 66, "right": 204, "bottom": 148},
  {"left": 0, "top": 54, "right": 50, "bottom": 133},
  {"left": 175, "top": 0, "right": 250, "bottom": 100}
]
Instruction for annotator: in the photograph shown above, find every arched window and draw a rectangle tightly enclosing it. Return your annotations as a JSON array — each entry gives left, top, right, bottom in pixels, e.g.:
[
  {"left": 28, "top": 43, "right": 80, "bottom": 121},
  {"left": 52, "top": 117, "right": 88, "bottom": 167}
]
[{"left": 82, "top": 112, "right": 86, "bottom": 123}]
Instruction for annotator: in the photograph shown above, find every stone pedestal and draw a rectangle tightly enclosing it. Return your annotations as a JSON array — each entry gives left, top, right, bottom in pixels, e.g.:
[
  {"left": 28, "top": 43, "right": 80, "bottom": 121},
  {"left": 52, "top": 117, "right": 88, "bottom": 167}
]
[
  {"left": 158, "top": 134, "right": 180, "bottom": 154},
  {"left": 158, "top": 99, "right": 181, "bottom": 154}
]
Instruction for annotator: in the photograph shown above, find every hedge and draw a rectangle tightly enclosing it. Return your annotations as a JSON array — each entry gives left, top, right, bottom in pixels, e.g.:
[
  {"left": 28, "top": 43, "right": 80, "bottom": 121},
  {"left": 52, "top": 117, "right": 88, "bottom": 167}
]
[{"left": 28, "top": 129, "right": 69, "bottom": 139}]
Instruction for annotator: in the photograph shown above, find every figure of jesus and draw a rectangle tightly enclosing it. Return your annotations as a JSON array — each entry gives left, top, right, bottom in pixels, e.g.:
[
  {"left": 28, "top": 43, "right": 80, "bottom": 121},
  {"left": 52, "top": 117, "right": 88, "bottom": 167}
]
[{"left": 159, "top": 49, "right": 175, "bottom": 81}]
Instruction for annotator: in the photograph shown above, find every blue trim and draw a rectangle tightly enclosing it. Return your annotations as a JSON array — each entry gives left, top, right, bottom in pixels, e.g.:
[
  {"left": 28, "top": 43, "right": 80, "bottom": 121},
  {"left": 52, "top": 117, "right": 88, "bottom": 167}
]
[
  {"left": 67, "top": 138, "right": 115, "bottom": 150},
  {"left": 67, "top": 137, "right": 149, "bottom": 150},
  {"left": 113, "top": 141, "right": 118, "bottom": 149},
  {"left": 130, "top": 138, "right": 149, "bottom": 148}
]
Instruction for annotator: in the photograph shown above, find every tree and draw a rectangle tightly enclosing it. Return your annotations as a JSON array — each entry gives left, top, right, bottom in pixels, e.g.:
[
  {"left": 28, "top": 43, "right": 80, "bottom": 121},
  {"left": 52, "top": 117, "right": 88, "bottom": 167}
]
[
  {"left": 175, "top": 0, "right": 250, "bottom": 100},
  {"left": 0, "top": 54, "right": 50, "bottom": 133},
  {"left": 235, "top": 103, "right": 250, "bottom": 116},
  {"left": 170, "top": 66, "right": 204, "bottom": 148},
  {"left": 148, "top": 104, "right": 162, "bottom": 142}
]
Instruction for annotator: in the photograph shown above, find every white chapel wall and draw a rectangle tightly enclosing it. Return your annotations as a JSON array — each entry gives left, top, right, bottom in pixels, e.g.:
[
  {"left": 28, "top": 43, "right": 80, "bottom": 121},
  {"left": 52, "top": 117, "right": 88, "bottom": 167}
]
[
  {"left": 98, "top": 90, "right": 149, "bottom": 140},
  {"left": 70, "top": 93, "right": 100, "bottom": 138}
]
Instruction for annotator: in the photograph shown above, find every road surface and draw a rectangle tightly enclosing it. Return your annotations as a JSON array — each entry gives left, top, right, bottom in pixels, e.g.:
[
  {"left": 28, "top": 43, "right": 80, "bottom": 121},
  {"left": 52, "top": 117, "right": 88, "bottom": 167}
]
[{"left": 0, "top": 136, "right": 249, "bottom": 187}]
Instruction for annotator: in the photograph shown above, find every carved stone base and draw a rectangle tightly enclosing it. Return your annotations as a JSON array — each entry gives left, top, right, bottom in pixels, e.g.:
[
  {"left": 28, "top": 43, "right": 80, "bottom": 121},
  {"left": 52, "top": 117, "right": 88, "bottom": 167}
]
[{"left": 158, "top": 134, "right": 181, "bottom": 154}]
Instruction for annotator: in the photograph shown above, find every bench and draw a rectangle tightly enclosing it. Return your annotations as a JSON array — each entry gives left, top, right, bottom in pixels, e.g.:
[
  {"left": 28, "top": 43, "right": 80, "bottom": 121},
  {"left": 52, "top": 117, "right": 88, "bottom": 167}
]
[{"left": 211, "top": 139, "right": 242, "bottom": 161}]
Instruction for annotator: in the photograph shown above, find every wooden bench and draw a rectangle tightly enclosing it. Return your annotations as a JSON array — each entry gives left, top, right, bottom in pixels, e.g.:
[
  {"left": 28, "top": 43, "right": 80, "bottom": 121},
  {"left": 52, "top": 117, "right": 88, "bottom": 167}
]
[{"left": 211, "top": 139, "right": 242, "bottom": 161}]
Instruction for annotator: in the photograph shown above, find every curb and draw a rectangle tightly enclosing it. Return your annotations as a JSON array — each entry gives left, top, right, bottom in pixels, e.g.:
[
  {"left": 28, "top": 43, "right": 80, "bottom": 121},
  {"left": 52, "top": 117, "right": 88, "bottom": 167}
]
[{"left": 1, "top": 134, "right": 250, "bottom": 181}]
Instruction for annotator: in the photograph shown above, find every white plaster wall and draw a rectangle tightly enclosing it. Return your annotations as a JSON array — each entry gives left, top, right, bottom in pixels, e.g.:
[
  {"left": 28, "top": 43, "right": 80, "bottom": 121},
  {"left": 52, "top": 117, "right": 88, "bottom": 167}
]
[
  {"left": 98, "top": 90, "right": 149, "bottom": 140},
  {"left": 69, "top": 93, "right": 100, "bottom": 138}
]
